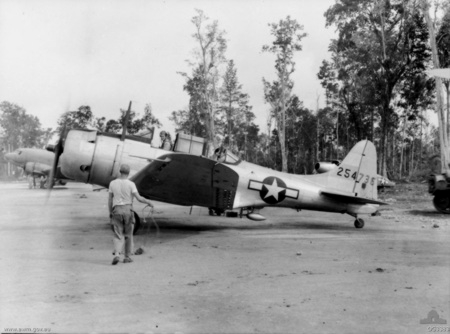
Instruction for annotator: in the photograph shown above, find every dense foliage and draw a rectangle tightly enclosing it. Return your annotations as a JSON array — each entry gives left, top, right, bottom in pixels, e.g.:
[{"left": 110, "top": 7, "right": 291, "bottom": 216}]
[{"left": 3, "top": 2, "right": 449, "bottom": 181}]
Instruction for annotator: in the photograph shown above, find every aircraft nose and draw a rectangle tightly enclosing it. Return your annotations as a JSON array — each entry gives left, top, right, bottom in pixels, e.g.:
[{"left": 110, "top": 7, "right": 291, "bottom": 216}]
[{"left": 4, "top": 152, "right": 14, "bottom": 162}]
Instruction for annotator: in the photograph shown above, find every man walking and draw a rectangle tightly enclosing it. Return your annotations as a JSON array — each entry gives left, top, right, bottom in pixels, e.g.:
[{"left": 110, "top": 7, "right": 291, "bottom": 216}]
[{"left": 108, "top": 164, "right": 153, "bottom": 265}]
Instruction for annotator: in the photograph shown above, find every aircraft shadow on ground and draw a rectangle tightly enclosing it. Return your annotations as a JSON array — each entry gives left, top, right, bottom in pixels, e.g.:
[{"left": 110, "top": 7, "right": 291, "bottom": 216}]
[
  {"left": 408, "top": 209, "right": 448, "bottom": 217},
  {"left": 134, "top": 218, "right": 358, "bottom": 234},
  {"left": 27, "top": 187, "right": 68, "bottom": 191}
]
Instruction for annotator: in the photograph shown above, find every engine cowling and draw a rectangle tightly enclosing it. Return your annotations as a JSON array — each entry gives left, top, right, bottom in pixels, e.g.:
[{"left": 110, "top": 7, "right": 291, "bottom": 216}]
[
  {"left": 314, "top": 160, "right": 340, "bottom": 174},
  {"left": 46, "top": 144, "right": 56, "bottom": 152},
  {"left": 60, "top": 129, "right": 160, "bottom": 188},
  {"left": 61, "top": 130, "right": 124, "bottom": 188}
]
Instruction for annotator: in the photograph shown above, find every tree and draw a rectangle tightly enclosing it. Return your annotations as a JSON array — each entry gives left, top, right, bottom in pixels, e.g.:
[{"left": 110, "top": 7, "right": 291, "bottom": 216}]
[
  {"left": 178, "top": 9, "right": 228, "bottom": 155},
  {"left": 0, "top": 101, "right": 53, "bottom": 176},
  {"left": 325, "top": 0, "right": 434, "bottom": 176},
  {"left": 317, "top": 60, "right": 339, "bottom": 107},
  {"left": 117, "top": 103, "right": 161, "bottom": 135},
  {"left": 219, "top": 60, "right": 252, "bottom": 152},
  {"left": 0, "top": 101, "right": 51, "bottom": 151},
  {"left": 421, "top": 0, "right": 450, "bottom": 173},
  {"left": 234, "top": 121, "right": 260, "bottom": 161},
  {"left": 317, "top": 58, "right": 352, "bottom": 149},
  {"left": 285, "top": 96, "right": 318, "bottom": 173},
  {"left": 95, "top": 104, "right": 162, "bottom": 136},
  {"left": 170, "top": 70, "right": 208, "bottom": 137},
  {"left": 262, "top": 16, "right": 307, "bottom": 172},
  {"left": 436, "top": 7, "right": 450, "bottom": 147},
  {"left": 394, "top": 11, "right": 435, "bottom": 178},
  {"left": 57, "top": 105, "right": 94, "bottom": 132}
]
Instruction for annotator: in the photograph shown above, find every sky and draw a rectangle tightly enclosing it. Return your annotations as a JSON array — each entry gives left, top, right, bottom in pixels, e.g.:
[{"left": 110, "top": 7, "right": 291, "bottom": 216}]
[{"left": 0, "top": 0, "right": 337, "bottom": 139}]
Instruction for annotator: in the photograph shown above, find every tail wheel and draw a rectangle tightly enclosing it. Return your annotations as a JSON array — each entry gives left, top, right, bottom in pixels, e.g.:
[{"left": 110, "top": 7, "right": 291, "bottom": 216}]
[
  {"left": 433, "top": 192, "right": 450, "bottom": 214},
  {"left": 354, "top": 218, "right": 365, "bottom": 229}
]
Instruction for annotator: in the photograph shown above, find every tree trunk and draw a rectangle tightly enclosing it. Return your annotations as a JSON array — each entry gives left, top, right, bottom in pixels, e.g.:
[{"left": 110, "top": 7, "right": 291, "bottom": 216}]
[
  {"left": 392, "top": 131, "right": 396, "bottom": 178},
  {"left": 399, "top": 115, "right": 407, "bottom": 179},
  {"left": 336, "top": 109, "right": 339, "bottom": 155},
  {"left": 419, "top": 112, "right": 423, "bottom": 174},
  {"left": 371, "top": 108, "right": 374, "bottom": 142},
  {"left": 409, "top": 139, "right": 415, "bottom": 178},
  {"left": 279, "top": 63, "right": 288, "bottom": 172},
  {"left": 446, "top": 83, "right": 450, "bottom": 143},
  {"left": 380, "top": 100, "right": 389, "bottom": 177},
  {"left": 422, "top": 1, "right": 450, "bottom": 173},
  {"left": 379, "top": 3, "right": 388, "bottom": 177}
]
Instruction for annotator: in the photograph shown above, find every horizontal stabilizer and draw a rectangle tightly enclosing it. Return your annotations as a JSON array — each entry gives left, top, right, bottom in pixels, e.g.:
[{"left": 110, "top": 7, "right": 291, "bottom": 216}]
[{"left": 321, "top": 190, "right": 388, "bottom": 206}]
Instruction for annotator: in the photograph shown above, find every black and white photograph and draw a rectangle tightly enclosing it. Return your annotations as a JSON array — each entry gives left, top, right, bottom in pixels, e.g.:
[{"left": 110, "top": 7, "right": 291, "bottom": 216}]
[{"left": 0, "top": 0, "right": 449, "bottom": 333}]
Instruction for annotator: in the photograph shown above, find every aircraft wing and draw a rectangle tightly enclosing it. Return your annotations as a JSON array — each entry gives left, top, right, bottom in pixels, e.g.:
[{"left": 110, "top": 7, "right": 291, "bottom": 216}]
[
  {"left": 130, "top": 153, "right": 238, "bottom": 209},
  {"left": 32, "top": 166, "right": 66, "bottom": 179},
  {"left": 25, "top": 164, "right": 51, "bottom": 178},
  {"left": 30, "top": 169, "right": 49, "bottom": 177},
  {"left": 321, "top": 190, "right": 388, "bottom": 205}
]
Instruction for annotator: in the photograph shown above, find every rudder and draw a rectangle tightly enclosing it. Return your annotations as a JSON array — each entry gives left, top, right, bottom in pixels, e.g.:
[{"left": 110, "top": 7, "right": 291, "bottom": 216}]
[{"left": 322, "top": 140, "right": 378, "bottom": 201}]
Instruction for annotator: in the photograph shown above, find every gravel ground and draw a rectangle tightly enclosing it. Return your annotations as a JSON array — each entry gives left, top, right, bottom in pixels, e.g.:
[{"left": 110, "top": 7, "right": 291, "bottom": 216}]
[{"left": 0, "top": 181, "right": 449, "bottom": 334}]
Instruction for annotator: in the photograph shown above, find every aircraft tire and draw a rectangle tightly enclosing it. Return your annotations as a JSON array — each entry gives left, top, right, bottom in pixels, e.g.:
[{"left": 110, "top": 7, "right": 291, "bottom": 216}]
[
  {"left": 133, "top": 211, "right": 141, "bottom": 234},
  {"left": 354, "top": 218, "right": 365, "bottom": 229},
  {"left": 433, "top": 192, "right": 450, "bottom": 214},
  {"left": 208, "top": 208, "right": 224, "bottom": 216},
  {"left": 214, "top": 209, "right": 225, "bottom": 216}
]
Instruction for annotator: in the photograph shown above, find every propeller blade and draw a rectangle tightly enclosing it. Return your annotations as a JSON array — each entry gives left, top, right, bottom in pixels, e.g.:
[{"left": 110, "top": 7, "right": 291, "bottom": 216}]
[
  {"left": 46, "top": 98, "right": 71, "bottom": 200},
  {"left": 121, "top": 101, "right": 132, "bottom": 141},
  {"left": 47, "top": 125, "right": 66, "bottom": 195}
]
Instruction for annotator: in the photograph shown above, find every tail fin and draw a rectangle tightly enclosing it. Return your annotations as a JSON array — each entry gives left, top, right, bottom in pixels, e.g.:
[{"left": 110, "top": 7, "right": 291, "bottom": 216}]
[{"left": 318, "top": 140, "right": 378, "bottom": 201}]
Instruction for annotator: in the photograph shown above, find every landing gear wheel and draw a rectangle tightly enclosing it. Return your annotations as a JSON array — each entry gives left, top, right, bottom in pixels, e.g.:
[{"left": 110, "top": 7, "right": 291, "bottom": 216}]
[
  {"left": 433, "top": 193, "right": 450, "bottom": 214},
  {"left": 132, "top": 211, "right": 141, "bottom": 234},
  {"left": 354, "top": 218, "right": 365, "bottom": 229},
  {"left": 208, "top": 208, "right": 224, "bottom": 216}
]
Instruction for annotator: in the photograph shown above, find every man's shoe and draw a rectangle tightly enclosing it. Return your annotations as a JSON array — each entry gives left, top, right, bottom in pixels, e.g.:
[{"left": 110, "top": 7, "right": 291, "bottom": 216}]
[
  {"left": 112, "top": 256, "right": 120, "bottom": 265},
  {"left": 123, "top": 257, "right": 133, "bottom": 263}
]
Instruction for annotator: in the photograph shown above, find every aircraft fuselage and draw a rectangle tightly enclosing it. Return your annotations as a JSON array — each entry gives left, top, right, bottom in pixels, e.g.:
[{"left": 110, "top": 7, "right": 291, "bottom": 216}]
[
  {"left": 61, "top": 130, "right": 379, "bottom": 217},
  {"left": 5, "top": 148, "right": 54, "bottom": 177}
]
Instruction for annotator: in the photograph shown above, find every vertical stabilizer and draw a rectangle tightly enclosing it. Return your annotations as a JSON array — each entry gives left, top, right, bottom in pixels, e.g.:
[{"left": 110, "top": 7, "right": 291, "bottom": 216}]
[{"left": 321, "top": 140, "right": 378, "bottom": 201}]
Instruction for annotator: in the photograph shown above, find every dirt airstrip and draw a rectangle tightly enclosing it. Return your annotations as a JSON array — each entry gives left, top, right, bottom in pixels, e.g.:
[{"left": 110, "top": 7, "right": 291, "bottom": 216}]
[{"left": 0, "top": 182, "right": 449, "bottom": 333}]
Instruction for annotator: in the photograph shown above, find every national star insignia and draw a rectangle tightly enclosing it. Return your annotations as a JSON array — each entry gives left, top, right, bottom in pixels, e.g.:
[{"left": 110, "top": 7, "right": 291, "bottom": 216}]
[
  {"left": 248, "top": 176, "right": 299, "bottom": 204},
  {"left": 263, "top": 178, "right": 284, "bottom": 201}
]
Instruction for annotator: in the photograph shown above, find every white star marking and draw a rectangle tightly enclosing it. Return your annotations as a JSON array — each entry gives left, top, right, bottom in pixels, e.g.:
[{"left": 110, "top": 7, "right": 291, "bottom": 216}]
[{"left": 263, "top": 178, "right": 285, "bottom": 201}]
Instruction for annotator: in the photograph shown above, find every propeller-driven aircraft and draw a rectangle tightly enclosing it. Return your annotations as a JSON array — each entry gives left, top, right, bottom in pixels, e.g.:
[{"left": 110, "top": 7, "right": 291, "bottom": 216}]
[
  {"left": 53, "top": 127, "right": 386, "bottom": 228},
  {"left": 4, "top": 148, "right": 67, "bottom": 188}
]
